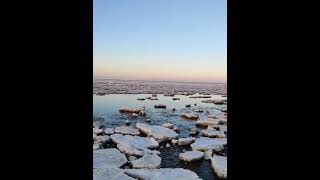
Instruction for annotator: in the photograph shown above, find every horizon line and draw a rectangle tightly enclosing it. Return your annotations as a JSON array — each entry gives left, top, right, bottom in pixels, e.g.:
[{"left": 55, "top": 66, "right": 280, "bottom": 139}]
[{"left": 93, "top": 77, "right": 227, "bottom": 84}]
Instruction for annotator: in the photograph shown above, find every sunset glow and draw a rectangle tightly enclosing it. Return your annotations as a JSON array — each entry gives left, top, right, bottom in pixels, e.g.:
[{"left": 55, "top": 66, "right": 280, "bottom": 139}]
[{"left": 94, "top": 0, "right": 227, "bottom": 82}]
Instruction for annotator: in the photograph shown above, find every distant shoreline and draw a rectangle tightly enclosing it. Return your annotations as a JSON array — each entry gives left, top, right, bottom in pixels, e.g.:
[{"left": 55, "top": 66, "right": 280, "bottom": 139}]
[
  {"left": 93, "top": 79, "right": 227, "bottom": 95},
  {"left": 93, "top": 78, "right": 227, "bottom": 84}
]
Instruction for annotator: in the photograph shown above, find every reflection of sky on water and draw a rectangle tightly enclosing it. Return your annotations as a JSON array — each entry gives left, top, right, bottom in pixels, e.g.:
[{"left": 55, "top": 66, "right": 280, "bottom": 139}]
[{"left": 93, "top": 93, "right": 226, "bottom": 138}]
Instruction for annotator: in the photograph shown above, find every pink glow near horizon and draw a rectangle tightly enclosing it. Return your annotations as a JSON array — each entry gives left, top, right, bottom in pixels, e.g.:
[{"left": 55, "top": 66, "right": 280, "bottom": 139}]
[{"left": 93, "top": 63, "right": 226, "bottom": 83}]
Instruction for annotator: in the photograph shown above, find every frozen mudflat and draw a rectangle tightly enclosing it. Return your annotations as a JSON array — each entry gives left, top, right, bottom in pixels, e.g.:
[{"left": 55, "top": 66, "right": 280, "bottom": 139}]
[
  {"left": 114, "top": 126, "right": 141, "bottom": 135},
  {"left": 211, "top": 155, "right": 227, "bottom": 179},
  {"left": 124, "top": 168, "right": 202, "bottom": 180},
  {"left": 110, "top": 134, "right": 159, "bottom": 149},
  {"left": 130, "top": 153, "right": 162, "bottom": 169},
  {"left": 93, "top": 148, "right": 127, "bottom": 169},
  {"left": 179, "top": 150, "right": 204, "bottom": 162},
  {"left": 93, "top": 79, "right": 227, "bottom": 95},
  {"left": 93, "top": 167, "right": 136, "bottom": 180},
  {"left": 136, "top": 123, "right": 178, "bottom": 141},
  {"left": 191, "top": 137, "right": 227, "bottom": 152},
  {"left": 177, "top": 137, "right": 196, "bottom": 146},
  {"left": 202, "top": 129, "right": 226, "bottom": 138},
  {"left": 93, "top": 90, "right": 227, "bottom": 180}
]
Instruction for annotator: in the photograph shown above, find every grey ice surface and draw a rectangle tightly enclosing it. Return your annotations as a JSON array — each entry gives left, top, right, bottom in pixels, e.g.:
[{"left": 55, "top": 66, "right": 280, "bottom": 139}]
[{"left": 93, "top": 79, "right": 227, "bottom": 95}]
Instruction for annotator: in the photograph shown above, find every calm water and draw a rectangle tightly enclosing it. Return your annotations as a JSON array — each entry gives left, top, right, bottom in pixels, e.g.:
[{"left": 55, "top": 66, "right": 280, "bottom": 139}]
[{"left": 93, "top": 94, "right": 227, "bottom": 180}]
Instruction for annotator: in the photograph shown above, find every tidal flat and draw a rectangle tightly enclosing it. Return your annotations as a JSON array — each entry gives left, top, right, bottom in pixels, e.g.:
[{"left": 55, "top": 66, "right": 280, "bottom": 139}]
[
  {"left": 93, "top": 80, "right": 227, "bottom": 180},
  {"left": 93, "top": 79, "right": 227, "bottom": 95}
]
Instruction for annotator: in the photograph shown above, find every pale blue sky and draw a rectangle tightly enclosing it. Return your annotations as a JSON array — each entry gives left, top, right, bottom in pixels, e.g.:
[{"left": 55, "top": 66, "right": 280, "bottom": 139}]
[{"left": 94, "top": 0, "right": 227, "bottom": 82}]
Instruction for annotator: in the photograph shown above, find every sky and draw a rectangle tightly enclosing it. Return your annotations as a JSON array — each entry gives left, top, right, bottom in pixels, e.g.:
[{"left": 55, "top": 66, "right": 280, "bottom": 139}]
[{"left": 93, "top": 0, "right": 227, "bottom": 83}]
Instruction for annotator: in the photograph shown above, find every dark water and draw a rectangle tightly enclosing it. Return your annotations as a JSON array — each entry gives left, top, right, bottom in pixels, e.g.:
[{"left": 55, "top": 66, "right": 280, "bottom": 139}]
[{"left": 93, "top": 94, "right": 227, "bottom": 180}]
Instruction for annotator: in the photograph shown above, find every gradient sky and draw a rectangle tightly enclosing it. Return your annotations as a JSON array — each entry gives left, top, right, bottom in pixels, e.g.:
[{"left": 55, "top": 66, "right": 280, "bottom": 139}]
[{"left": 94, "top": 0, "right": 227, "bottom": 82}]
